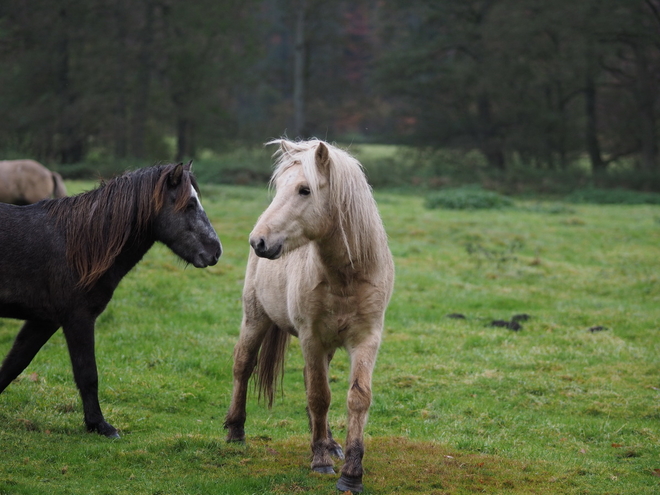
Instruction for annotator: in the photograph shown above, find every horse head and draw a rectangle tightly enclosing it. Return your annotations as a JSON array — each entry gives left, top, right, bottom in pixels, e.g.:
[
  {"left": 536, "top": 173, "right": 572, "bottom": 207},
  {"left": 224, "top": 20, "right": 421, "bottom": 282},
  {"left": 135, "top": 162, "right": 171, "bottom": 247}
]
[
  {"left": 249, "top": 141, "right": 333, "bottom": 260},
  {"left": 153, "top": 161, "right": 222, "bottom": 267}
]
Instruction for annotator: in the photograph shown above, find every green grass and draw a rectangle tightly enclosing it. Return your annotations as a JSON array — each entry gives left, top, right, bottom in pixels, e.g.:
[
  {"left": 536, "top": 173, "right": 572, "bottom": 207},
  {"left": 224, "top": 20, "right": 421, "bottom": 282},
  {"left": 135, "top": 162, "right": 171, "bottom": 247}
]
[
  {"left": 1, "top": 181, "right": 660, "bottom": 494},
  {"left": 425, "top": 186, "right": 515, "bottom": 210}
]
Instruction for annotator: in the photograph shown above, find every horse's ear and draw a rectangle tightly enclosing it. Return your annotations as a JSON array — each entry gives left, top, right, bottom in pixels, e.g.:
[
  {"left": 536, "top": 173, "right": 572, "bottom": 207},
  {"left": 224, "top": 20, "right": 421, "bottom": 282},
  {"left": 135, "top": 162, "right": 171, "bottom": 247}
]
[
  {"left": 168, "top": 162, "right": 184, "bottom": 187},
  {"left": 315, "top": 142, "right": 330, "bottom": 172},
  {"left": 280, "top": 140, "right": 293, "bottom": 155},
  {"left": 184, "top": 160, "right": 193, "bottom": 172}
]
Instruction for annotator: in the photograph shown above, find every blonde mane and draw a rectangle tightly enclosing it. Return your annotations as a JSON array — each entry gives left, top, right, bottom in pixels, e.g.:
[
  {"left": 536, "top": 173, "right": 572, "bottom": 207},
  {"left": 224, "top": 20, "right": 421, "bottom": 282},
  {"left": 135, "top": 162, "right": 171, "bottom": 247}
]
[{"left": 267, "top": 138, "right": 389, "bottom": 269}]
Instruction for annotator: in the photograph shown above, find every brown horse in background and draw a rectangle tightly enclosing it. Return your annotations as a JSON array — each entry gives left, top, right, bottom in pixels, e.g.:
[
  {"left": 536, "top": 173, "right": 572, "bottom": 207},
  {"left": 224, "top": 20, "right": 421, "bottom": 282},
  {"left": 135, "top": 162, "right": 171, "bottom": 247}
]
[{"left": 0, "top": 159, "right": 67, "bottom": 204}]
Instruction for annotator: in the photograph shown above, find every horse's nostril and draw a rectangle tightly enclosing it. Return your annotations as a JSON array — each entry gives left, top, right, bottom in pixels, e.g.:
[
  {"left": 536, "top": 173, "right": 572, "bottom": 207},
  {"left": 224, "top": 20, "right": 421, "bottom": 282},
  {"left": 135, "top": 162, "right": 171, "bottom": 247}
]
[{"left": 251, "top": 236, "right": 266, "bottom": 253}]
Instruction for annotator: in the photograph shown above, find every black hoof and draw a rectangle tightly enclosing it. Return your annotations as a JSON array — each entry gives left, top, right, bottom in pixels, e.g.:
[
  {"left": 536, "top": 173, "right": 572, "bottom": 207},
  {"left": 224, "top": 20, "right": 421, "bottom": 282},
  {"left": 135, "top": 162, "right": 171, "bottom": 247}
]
[
  {"left": 224, "top": 423, "right": 245, "bottom": 443},
  {"left": 313, "top": 466, "right": 336, "bottom": 474},
  {"left": 336, "top": 474, "right": 363, "bottom": 493},
  {"left": 88, "top": 421, "right": 120, "bottom": 438}
]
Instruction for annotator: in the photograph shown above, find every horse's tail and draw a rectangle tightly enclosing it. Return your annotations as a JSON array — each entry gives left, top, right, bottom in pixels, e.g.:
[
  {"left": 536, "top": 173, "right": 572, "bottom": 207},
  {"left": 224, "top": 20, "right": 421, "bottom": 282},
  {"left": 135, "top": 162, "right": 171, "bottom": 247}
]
[
  {"left": 51, "top": 172, "right": 67, "bottom": 198},
  {"left": 255, "top": 324, "right": 290, "bottom": 409}
]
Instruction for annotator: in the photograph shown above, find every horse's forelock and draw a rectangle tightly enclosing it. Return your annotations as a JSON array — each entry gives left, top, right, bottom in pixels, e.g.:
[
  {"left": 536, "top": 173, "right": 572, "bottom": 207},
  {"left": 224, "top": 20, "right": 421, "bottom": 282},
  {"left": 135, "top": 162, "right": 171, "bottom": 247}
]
[
  {"left": 268, "top": 139, "right": 324, "bottom": 194},
  {"left": 152, "top": 163, "right": 195, "bottom": 214}
]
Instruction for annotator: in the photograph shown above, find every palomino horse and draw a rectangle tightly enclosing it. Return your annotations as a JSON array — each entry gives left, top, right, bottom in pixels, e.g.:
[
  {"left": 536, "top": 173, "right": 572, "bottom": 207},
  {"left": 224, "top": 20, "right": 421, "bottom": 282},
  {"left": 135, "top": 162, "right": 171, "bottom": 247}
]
[
  {"left": 225, "top": 139, "right": 394, "bottom": 493},
  {"left": 0, "top": 159, "right": 67, "bottom": 204},
  {"left": 0, "top": 162, "right": 221, "bottom": 437}
]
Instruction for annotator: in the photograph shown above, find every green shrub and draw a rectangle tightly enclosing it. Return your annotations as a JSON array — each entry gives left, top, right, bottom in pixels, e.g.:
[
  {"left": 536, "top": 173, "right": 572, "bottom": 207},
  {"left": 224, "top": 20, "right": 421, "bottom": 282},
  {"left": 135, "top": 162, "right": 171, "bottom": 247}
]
[
  {"left": 425, "top": 186, "right": 514, "bottom": 210},
  {"left": 566, "top": 188, "right": 660, "bottom": 205}
]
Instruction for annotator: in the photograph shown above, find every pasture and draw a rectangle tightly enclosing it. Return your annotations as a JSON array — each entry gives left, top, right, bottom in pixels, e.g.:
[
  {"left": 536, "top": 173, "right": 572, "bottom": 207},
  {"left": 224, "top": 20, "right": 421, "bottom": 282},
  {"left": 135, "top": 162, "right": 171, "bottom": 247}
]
[{"left": 1, "top": 180, "right": 659, "bottom": 494}]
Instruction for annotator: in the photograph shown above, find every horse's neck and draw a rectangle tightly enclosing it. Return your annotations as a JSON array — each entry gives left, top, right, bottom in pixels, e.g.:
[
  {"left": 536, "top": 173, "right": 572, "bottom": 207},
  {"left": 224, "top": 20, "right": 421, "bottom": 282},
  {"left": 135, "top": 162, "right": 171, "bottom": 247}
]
[
  {"left": 105, "top": 233, "right": 155, "bottom": 287},
  {"left": 313, "top": 235, "right": 366, "bottom": 288}
]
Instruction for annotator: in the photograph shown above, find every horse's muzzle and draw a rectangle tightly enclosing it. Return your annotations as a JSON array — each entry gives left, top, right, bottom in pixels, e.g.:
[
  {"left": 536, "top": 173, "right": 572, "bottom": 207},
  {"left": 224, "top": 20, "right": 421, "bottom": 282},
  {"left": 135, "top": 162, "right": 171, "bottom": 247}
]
[
  {"left": 195, "top": 237, "right": 222, "bottom": 267},
  {"left": 250, "top": 236, "right": 283, "bottom": 260}
]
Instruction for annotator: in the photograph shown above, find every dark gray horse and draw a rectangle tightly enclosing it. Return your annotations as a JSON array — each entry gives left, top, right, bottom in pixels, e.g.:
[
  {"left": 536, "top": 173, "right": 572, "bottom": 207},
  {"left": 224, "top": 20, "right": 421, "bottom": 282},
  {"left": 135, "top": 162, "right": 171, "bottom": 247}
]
[{"left": 0, "top": 162, "right": 221, "bottom": 437}]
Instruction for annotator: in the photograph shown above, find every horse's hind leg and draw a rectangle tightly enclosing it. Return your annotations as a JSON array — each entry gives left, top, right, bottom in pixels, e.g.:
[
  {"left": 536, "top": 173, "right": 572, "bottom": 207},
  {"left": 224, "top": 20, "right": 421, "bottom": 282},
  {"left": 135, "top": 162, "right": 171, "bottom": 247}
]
[
  {"left": 0, "top": 320, "right": 59, "bottom": 393},
  {"left": 62, "top": 319, "right": 118, "bottom": 438},
  {"left": 337, "top": 334, "right": 381, "bottom": 493}
]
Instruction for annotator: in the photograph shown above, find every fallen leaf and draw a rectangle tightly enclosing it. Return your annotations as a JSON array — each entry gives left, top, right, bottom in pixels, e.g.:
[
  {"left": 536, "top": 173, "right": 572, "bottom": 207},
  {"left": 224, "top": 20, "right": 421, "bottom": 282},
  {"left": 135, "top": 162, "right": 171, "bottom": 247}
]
[
  {"left": 652, "top": 469, "right": 660, "bottom": 478},
  {"left": 611, "top": 443, "right": 623, "bottom": 448},
  {"left": 29, "top": 372, "right": 39, "bottom": 382}
]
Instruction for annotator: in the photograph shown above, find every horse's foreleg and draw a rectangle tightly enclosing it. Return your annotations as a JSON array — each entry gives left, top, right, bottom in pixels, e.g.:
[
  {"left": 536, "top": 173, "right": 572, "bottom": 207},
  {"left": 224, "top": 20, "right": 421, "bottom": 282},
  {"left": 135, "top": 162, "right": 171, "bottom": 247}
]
[
  {"left": 304, "top": 350, "right": 344, "bottom": 460},
  {"left": 337, "top": 335, "right": 381, "bottom": 493},
  {"left": 303, "top": 344, "right": 336, "bottom": 474},
  {"left": 224, "top": 316, "right": 271, "bottom": 442},
  {"left": 62, "top": 319, "right": 118, "bottom": 438},
  {"left": 0, "top": 320, "right": 59, "bottom": 393}
]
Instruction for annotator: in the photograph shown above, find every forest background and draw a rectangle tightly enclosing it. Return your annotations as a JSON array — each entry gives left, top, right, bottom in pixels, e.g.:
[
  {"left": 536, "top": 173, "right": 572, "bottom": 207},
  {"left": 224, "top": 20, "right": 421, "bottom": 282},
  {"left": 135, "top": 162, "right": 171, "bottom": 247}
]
[{"left": 1, "top": 0, "right": 660, "bottom": 192}]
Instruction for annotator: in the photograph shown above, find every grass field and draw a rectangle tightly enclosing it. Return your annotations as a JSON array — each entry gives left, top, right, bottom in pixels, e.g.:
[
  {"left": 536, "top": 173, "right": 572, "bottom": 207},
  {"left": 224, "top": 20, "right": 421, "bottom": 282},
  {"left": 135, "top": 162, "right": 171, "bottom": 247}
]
[{"left": 1, "top": 180, "right": 659, "bottom": 494}]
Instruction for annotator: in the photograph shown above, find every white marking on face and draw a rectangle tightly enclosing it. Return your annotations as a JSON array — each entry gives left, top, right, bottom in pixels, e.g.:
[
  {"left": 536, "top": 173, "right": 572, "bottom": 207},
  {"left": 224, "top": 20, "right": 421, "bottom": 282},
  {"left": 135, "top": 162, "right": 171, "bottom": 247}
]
[{"left": 190, "top": 184, "right": 203, "bottom": 210}]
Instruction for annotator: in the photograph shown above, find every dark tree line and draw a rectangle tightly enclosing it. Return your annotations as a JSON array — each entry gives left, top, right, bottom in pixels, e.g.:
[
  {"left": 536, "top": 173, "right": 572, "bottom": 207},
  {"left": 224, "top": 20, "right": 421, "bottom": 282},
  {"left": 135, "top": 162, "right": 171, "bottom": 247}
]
[
  {"left": 0, "top": 0, "right": 257, "bottom": 163},
  {"left": 377, "top": 0, "right": 660, "bottom": 173},
  {"left": 1, "top": 0, "right": 659, "bottom": 175}
]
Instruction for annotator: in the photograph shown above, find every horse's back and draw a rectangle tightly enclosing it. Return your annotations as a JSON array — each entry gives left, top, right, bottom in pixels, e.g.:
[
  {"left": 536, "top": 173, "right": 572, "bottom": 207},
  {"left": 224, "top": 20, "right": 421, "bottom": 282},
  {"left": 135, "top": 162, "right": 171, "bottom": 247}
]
[
  {"left": 0, "top": 201, "right": 60, "bottom": 259},
  {"left": 0, "top": 159, "right": 61, "bottom": 204}
]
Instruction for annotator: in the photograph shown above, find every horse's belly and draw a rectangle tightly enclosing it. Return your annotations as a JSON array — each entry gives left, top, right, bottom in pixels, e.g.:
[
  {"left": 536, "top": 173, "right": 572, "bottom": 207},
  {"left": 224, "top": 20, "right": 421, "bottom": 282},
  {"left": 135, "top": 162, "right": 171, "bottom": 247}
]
[{"left": 0, "top": 302, "right": 38, "bottom": 321}]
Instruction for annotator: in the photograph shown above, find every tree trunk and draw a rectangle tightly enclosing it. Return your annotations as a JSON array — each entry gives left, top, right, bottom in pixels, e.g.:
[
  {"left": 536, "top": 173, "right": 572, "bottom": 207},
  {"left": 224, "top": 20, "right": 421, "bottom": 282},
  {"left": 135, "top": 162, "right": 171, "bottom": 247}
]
[
  {"left": 633, "top": 43, "right": 657, "bottom": 171},
  {"left": 131, "top": 0, "right": 155, "bottom": 159},
  {"left": 175, "top": 115, "right": 189, "bottom": 162},
  {"left": 584, "top": 44, "right": 605, "bottom": 174},
  {"left": 477, "top": 93, "right": 505, "bottom": 170},
  {"left": 113, "top": 0, "right": 128, "bottom": 159},
  {"left": 56, "top": 7, "right": 84, "bottom": 164},
  {"left": 293, "top": 0, "right": 306, "bottom": 138}
]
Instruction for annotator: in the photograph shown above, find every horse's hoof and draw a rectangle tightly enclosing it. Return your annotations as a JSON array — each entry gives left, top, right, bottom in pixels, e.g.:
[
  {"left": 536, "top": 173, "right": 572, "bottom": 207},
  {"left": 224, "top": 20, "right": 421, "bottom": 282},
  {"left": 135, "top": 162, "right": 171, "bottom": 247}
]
[
  {"left": 312, "top": 466, "right": 336, "bottom": 475},
  {"left": 89, "top": 421, "right": 120, "bottom": 438},
  {"left": 336, "top": 474, "right": 363, "bottom": 493}
]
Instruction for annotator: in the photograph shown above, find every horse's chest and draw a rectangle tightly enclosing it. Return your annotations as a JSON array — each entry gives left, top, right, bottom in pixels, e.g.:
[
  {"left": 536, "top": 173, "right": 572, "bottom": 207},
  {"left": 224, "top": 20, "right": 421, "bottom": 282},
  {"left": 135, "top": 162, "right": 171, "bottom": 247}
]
[{"left": 302, "top": 289, "right": 359, "bottom": 342}]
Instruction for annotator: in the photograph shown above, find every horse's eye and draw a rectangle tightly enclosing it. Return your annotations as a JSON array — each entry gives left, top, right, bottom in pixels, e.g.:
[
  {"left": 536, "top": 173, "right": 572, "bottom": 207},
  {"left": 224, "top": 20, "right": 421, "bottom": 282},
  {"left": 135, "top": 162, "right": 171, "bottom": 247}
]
[
  {"left": 186, "top": 199, "right": 197, "bottom": 211},
  {"left": 299, "top": 186, "right": 311, "bottom": 196}
]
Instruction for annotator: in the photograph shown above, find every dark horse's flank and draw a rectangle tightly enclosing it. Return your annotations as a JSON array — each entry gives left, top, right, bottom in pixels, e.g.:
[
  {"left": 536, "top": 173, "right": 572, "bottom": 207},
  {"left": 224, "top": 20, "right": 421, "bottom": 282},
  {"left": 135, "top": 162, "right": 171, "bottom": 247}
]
[{"left": 0, "top": 162, "right": 221, "bottom": 438}]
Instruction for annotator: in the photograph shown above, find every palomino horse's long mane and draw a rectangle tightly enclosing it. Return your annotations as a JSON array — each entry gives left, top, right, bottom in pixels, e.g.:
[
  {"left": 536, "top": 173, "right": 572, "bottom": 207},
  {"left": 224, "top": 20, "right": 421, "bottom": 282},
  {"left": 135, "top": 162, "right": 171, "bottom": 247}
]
[
  {"left": 267, "top": 139, "right": 389, "bottom": 269},
  {"left": 45, "top": 163, "right": 198, "bottom": 289}
]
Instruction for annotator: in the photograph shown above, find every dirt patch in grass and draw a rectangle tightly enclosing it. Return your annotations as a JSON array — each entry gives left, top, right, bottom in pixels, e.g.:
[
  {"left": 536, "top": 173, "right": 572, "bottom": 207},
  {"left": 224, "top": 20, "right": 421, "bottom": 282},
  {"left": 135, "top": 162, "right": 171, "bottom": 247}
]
[
  {"left": 237, "top": 436, "right": 565, "bottom": 494},
  {"left": 365, "top": 437, "right": 563, "bottom": 494}
]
